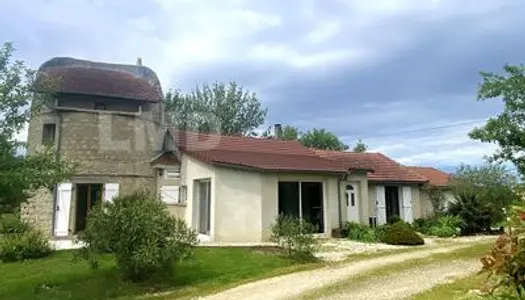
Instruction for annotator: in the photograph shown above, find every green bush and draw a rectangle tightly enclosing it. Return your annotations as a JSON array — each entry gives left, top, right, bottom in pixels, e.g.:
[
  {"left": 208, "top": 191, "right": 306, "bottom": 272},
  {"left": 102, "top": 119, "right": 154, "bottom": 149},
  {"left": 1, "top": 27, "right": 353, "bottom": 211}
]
[
  {"left": 448, "top": 191, "right": 495, "bottom": 235},
  {"left": 0, "top": 214, "right": 31, "bottom": 234},
  {"left": 387, "top": 215, "right": 402, "bottom": 225},
  {"left": 345, "top": 222, "right": 379, "bottom": 243},
  {"left": 77, "top": 191, "right": 198, "bottom": 282},
  {"left": 270, "top": 215, "right": 319, "bottom": 260},
  {"left": 0, "top": 230, "right": 52, "bottom": 262},
  {"left": 413, "top": 217, "right": 437, "bottom": 235},
  {"left": 380, "top": 222, "right": 425, "bottom": 246},
  {"left": 413, "top": 215, "right": 461, "bottom": 238}
]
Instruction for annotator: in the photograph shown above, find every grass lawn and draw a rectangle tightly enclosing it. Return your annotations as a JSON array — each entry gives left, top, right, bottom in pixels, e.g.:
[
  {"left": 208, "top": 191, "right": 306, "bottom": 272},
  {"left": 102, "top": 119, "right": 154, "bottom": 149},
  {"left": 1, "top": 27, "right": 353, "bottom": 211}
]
[
  {"left": 0, "top": 247, "right": 320, "bottom": 300},
  {"left": 409, "top": 273, "right": 487, "bottom": 300}
]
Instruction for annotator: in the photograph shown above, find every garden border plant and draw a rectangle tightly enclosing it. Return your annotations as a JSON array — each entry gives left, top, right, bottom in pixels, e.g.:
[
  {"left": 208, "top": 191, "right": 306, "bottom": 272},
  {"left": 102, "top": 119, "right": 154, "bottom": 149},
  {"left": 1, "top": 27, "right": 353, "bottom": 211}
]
[
  {"left": 270, "top": 214, "right": 320, "bottom": 261},
  {"left": 77, "top": 190, "right": 198, "bottom": 282}
]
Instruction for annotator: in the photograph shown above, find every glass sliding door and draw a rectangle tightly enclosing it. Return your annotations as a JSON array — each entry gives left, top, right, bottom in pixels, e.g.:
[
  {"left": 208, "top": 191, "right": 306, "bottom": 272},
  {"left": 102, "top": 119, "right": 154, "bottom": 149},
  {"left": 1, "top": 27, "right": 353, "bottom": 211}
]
[
  {"left": 301, "top": 182, "right": 324, "bottom": 233},
  {"left": 278, "top": 182, "right": 300, "bottom": 218},
  {"left": 277, "top": 181, "right": 324, "bottom": 233}
]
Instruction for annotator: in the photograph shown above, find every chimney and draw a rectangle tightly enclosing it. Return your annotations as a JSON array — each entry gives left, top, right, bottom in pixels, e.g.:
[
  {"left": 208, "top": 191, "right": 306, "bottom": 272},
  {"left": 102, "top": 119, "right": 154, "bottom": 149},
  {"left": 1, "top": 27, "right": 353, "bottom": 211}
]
[
  {"left": 274, "top": 124, "right": 282, "bottom": 139},
  {"left": 136, "top": 57, "right": 143, "bottom": 66}
]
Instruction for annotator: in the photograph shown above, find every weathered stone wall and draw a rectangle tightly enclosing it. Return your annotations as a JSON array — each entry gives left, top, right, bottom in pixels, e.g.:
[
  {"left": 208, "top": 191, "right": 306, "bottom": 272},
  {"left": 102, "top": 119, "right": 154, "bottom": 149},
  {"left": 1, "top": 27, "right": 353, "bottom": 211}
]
[
  {"left": 23, "top": 94, "right": 163, "bottom": 237},
  {"left": 20, "top": 188, "right": 54, "bottom": 236}
]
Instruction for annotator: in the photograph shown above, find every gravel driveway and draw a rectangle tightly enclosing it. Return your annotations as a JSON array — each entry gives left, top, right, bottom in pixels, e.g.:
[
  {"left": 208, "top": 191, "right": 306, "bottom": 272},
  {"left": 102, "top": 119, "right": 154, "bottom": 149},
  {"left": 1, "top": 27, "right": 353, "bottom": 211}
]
[
  {"left": 195, "top": 241, "right": 488, "bottom": 300},
  {"left": 315, "top": 259, "right": 481, "bottom": 300}
]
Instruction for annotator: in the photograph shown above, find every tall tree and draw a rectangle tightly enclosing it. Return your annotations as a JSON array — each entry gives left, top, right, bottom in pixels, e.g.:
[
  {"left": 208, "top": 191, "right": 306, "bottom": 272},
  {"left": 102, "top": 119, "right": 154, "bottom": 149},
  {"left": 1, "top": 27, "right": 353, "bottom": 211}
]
[
  {"left": 164, "top": 81, "right": 267, "bottom": 136},
  {"left": 299, "top": 128, "right": 349, "bottom": 151},
  {"left": 0, "top": 42, "right": 75, "bottom": 213},
  {"left": 280, "top": 125, "right": 300, "bottom": 141},
  {"left": 469, "top": 64, "right": 525, "bottom": 175},
  {"left": 352, "top": 139, "right": 368, "bottom": 152}
]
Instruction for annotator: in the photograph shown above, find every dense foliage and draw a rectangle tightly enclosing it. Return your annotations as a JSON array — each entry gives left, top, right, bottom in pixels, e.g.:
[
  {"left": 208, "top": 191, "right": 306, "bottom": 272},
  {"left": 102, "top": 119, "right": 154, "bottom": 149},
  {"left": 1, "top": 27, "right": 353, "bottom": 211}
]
[
  {"left": 270, "top": 215, "right": 319, "bottom": 260},
  {"left": 299, "top": 128, "right": 349, "bottom": 151},
  {"left": 78, "top": 191, "right": 198, "bottom": 282},
  {"left": 380, "top": 221, "right": 425, "bottom": 246},
  {"left": 0, "top": 214, "right": 52, "bottom": 262},
  {"left": 0, "top": 42, "right": 75, "bottom": 213},
  {"left": 413, "top": 215, "right": 461, "bottom": 238},
  {"left": 344, "top": 222, "right": 379, "bottom": 243},
  {"left": 449, "top": 163, "right": 518, "bottom": 235},
  {"left": 469, "top": 64, "right": 525, "bottom": 176},
  {"left": 352, "top": 139, "right": 368, "bottom": 152},
  {"left": 164, "top": 82, "right": 267, "bottom": 136}
]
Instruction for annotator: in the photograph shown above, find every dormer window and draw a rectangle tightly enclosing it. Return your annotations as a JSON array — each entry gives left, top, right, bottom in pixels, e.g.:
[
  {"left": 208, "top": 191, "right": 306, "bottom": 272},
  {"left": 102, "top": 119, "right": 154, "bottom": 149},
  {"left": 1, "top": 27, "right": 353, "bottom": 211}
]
[{"left": 94, "top": 102, "right": 106, "bottom": 110}]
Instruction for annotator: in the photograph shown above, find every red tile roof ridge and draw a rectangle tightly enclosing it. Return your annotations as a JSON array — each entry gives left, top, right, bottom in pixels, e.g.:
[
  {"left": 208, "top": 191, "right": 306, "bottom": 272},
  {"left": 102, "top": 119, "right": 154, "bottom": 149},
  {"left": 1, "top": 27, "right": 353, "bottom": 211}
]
[{"left": 373, "top": 152, "right": 428, "bottom": 181}]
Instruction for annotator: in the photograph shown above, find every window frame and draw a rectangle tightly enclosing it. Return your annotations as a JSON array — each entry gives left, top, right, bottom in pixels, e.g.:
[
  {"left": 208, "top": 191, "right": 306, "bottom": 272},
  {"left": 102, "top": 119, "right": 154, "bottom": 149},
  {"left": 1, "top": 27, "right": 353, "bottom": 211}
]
[{"left": 42, "top": 123, "right": 56, "bottom": 146}]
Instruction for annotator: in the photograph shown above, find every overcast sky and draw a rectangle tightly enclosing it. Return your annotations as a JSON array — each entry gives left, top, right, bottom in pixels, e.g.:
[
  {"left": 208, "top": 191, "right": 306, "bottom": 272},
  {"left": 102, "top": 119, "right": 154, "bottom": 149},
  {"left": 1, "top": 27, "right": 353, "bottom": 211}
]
[{"left": 2, "top": 0, "right": 524, "bottom": 172}]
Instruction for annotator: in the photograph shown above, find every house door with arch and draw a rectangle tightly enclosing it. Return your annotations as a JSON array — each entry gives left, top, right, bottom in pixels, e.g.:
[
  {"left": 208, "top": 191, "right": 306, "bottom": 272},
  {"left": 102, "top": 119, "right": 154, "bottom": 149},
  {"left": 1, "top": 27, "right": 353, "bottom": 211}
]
[{"left": 346, "top": 184, "right": 360, "bottom": 222}]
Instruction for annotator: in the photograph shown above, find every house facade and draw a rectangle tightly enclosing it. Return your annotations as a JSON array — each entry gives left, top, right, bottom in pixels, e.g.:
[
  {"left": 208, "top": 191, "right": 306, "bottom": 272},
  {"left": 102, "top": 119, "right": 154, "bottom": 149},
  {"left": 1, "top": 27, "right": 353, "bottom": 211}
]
[{"left": 23, "top": 57, "right": 452, "bottom": 243}]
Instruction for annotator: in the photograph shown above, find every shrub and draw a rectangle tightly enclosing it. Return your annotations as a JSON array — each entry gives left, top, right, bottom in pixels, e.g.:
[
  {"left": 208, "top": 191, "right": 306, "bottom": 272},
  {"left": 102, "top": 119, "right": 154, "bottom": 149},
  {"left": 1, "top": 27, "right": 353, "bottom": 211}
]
[
  {"left": 270, "top": 215, "right": 319, "bottom": 260},
  {"left": 413, "top": 217, "right": 438, "bottom": 235},
  {"left": 414, "top": 215, "right": 461, "bottom": 238},
  {"left": 0, "top": 230, "right": 52, "bottom": 262},
  {"left": 380, "top": 222, "right": 425, "bottom": 246},
  {"left": 481, "top": 205, "right": 525, "bottom": 297},
  {"left": 345, "top": 222, "right": 378, "bottom": 243},
  {"left": 448, "top": 191, "right": 495, "bottom": 235},
  {"left": 0, "top": 214, "right": 31, "bottom": 234},
  {"left": 387, "top": 215, "right": 402, "bottom": 225},
  {"left": 77, "top": 191, "right": 198, "bottom": 282}
]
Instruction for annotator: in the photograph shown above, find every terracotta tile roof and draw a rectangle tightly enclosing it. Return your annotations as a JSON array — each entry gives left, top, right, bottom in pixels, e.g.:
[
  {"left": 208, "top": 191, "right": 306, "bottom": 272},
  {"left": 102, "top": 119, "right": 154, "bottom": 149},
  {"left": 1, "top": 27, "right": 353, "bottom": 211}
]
[
  {"left": 34, "top": 57, "right": 163, "bottom": 102},
  {"left": 406, "top": 166, "right": 451, "bottom": 187},
  {"left": 171, "top": 131, "right": 363, "bottom": 173},
  {"left": 151, "top": 152, "right": 180, "bottom": 165},
  {"left": 314, "top": 150, "right": 428, "bottom": 183}
]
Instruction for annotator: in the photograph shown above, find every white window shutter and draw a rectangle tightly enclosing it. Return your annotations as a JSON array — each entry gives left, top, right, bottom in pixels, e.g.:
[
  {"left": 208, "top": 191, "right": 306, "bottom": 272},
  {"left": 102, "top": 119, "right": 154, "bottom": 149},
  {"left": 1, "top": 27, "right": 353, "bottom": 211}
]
[
  {"left": 376, "top": 185, "right": 386, "bottom": 225},
  {"left": 402, "top": 186, "right": 413, "bottom": 223},
  {"left": 104, "top": 183, "right": 119, "bottom": 202},
  {"left": 55, "top": 183, "right": 73, "bottom": 237},
  {"left": 160, "top": 185, "right": 180, "bottom": 204}
]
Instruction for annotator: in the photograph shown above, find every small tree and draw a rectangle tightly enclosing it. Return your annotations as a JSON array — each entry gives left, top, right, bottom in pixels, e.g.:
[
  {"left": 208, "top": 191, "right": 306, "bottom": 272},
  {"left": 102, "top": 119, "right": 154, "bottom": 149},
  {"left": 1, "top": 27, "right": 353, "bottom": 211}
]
[
  {"left": 78, "top": 191, "right": 197, "bottom": 281},
  {"left": 270, "top": 215, "right": 319, "bottom": 260},
  {"left": 352, "top": 139, "right": 368, "bottom": 152}
]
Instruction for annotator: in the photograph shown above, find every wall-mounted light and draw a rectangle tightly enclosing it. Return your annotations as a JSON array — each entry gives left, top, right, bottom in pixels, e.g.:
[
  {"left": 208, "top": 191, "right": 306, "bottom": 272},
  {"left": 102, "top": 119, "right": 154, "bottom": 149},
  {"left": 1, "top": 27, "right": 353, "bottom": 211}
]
[{"left": 158, "top": 169, "right": 164, "bottom": 176}]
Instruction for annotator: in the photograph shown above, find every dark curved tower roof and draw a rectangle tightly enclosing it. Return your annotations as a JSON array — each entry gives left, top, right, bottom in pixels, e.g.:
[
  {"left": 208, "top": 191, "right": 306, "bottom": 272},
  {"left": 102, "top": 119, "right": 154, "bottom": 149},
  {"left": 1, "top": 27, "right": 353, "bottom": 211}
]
[{"left": 34, "top": 57, "right": 163, "bottom": 102}]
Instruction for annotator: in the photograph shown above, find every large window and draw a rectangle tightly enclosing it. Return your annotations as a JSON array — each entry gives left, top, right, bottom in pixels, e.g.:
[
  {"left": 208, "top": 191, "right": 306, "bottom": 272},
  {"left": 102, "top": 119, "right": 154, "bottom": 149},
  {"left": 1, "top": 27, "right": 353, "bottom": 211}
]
[{"left": 278, "top": 181, "right": 324, "bottom": 233}]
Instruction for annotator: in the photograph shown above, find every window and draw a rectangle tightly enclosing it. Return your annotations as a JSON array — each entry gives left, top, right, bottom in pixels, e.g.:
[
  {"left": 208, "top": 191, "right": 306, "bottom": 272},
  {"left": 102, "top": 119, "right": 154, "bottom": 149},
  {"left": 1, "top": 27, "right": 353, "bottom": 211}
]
[
  {"left": 165, "top": 166, "right": 181, "bottom": 179},
  {"left": 278, "top": 181, "right": 324, "bottom": 233},
  {"left": 42, "top": 123, "right": 56, "bottom": 146},
  {"left": 179, "top": 185, "right": 187, "bottom": 204},
  {"left": 160, "top": 185, "right": 180, "bottom": 204},
  {"left": 94, "top": 102, "right": 106, "bottom": 110}
]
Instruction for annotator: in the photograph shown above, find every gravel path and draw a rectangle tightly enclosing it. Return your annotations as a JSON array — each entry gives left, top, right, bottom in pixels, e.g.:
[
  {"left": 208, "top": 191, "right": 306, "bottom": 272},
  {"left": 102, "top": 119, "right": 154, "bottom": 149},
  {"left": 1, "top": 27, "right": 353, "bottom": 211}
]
[
  {"left": 195, "top": 242, "right": 485, "bottom": 300},
  {"left": 315, "top": 259, "right": 481, "bottom": 300}
]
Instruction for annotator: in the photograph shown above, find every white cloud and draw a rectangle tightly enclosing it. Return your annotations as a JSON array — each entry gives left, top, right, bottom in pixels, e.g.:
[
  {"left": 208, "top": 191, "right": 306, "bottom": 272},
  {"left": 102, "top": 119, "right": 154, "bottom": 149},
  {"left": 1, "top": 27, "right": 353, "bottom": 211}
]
[{"left": 307, "top": 21, "right": 341, "bottom": 44}]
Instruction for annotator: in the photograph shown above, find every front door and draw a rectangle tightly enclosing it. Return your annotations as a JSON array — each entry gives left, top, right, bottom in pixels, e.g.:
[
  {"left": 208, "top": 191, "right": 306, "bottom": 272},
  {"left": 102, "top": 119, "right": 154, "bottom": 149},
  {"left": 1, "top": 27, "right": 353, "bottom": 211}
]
[
  {"left": 346, "top": 184, "right": 359, "bottom": 222},
  {"left": 385, "top": 186, "right": 400, "bottom": 222},
  {"left": 55, "top": 183, "right": 73, "bottom": 237}
]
